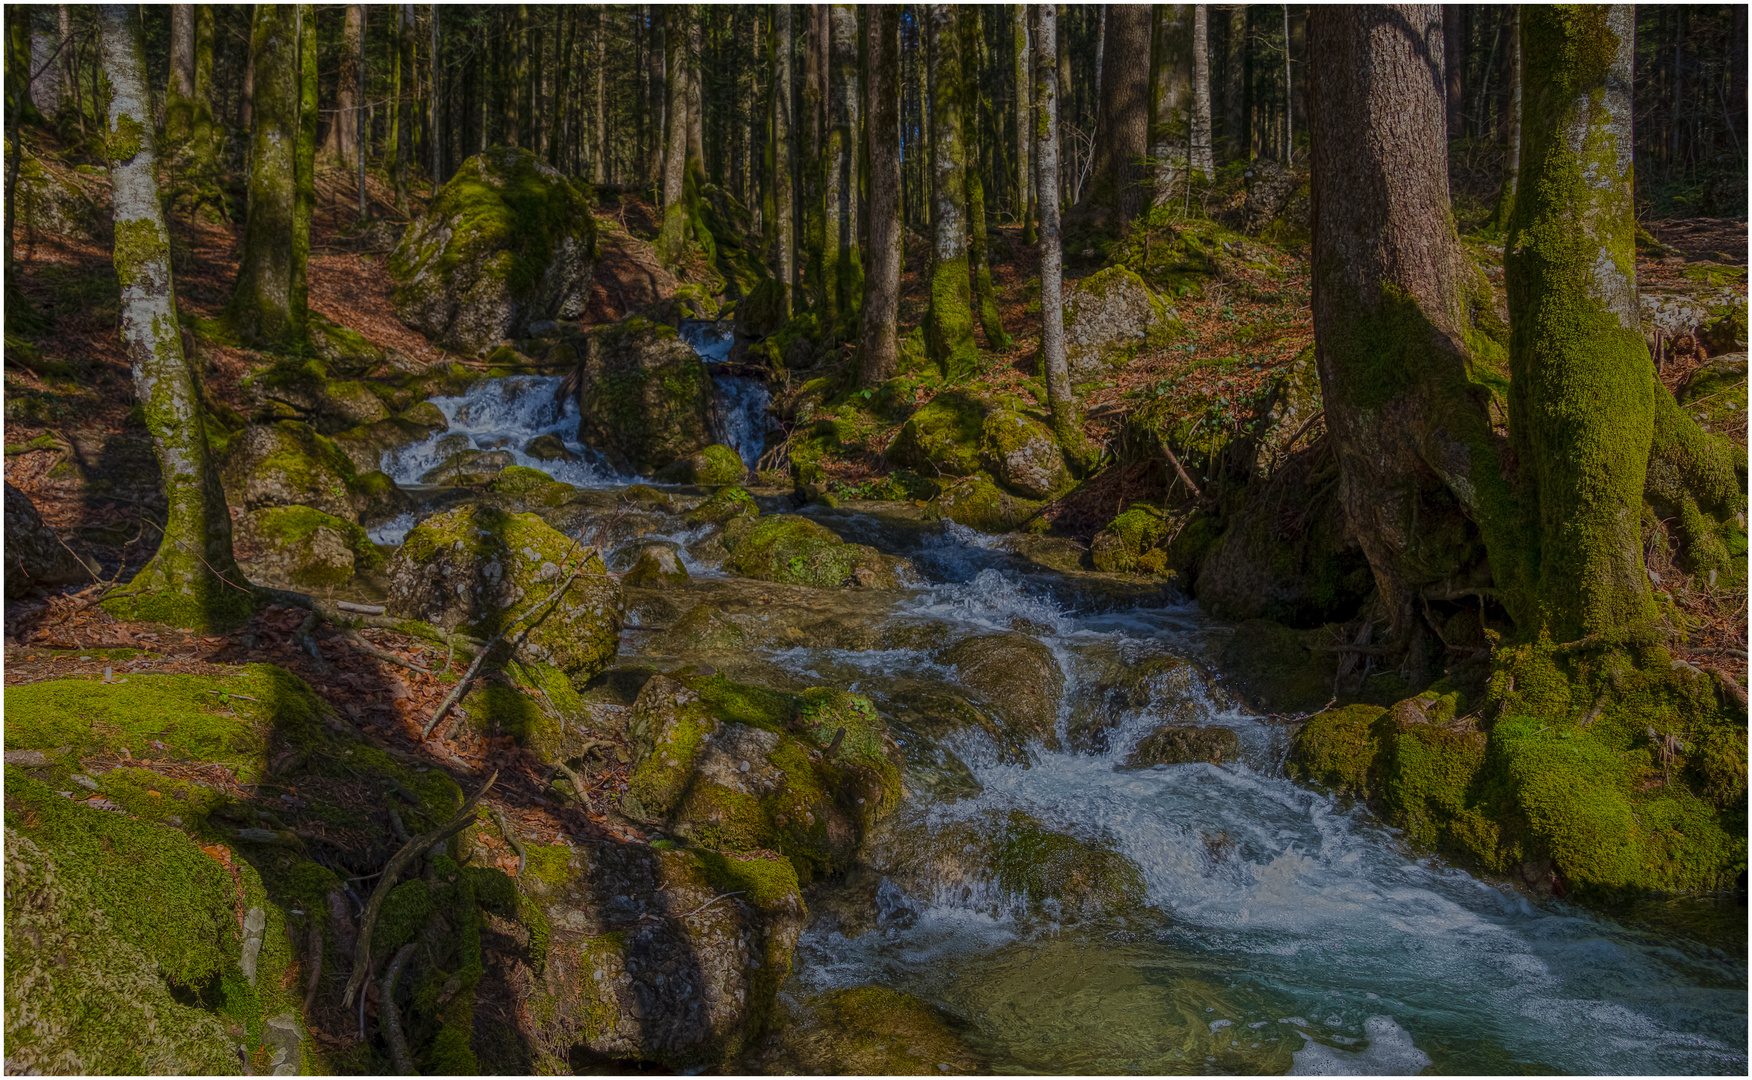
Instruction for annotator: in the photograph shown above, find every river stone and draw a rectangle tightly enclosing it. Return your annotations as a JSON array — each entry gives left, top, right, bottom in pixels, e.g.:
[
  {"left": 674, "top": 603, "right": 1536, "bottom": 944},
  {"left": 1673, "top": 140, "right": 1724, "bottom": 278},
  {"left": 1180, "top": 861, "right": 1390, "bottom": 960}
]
[
  {"left": 979, "top": 409, "right": 1069, "bottom": 499},
  {"left": 513, "top": 837, "right": 806, "bottom": 1069},
  {"left": 576, "top": 318, "right": 716, "bottom": 475},
  {"left": 4, "top": 481, "right": 95, "bottom": 598},
  {"left": 653, "top": 603, "right": 749, "bottom": 654},
  {"left": 886, "top": 391, "right": 986, "bottom": 477},
  {"left": 419, "top": 448, "right": 515, "bottom": 485},
  {"left": 385, "top": 504, "right": 622, "bottom": 681},
  {"left": 750, "top": 986, "right": 984, "bottom": 1075},
  {"left": 219, "top": 421, "right": 394, "bottom": 522},
  {"left": 245, "top": 356, "right": 390, "bottom": 433},
  {"left": 938, "top": 632, "right": 1066, "bottom": 749},
  {"left": 1061, "top": 267, "right": 1180, "bottom": 379},
  {"left": 622, "top": 541, "right": 690, "bottom": 587},
  {"left": 1067, "top": 655, "right": 1222, "bottom": 754},
  {"left": 1119, "top": 724, "right": 1240, "bottom": 768},
  {"left": 525, "top": 433, "right": 580, "bottom": 461},
  {"left": 389, "top": 146, "right": 598, "bottom": 353},
  {"left": 654, "top": 444, "right": 747, "bottom": 486},
  {"left": 234, "top": 506, "right": 382, "bottom": 590},
  {"left": 721, "top": 514, "right": 910, "bottom": 590}
]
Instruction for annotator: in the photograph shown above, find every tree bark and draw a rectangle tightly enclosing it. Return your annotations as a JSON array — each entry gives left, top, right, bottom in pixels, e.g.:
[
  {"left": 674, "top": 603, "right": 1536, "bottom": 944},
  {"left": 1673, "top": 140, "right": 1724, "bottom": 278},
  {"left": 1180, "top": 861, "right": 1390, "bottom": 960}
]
[
  {"left": 1505, "top": 5, "right": 1656, "bottom": 642},
  {"left": 860, "top": 5, "right": 900, "bottom": 386},
  {"left": 96, "top": 3, "right": 249, "bottom": 631},
  {"left": 1079, "top": 3, "right": 1151, "bottom": 227},
  {"left": 925, "top": 4, "right": 976, "bottom": 379},
  {"left": 166, "top": 5, "right": 195, "bottom": 135},
  {"left": 1034, "top": 3, "right": 1082, "bottom": 468},
  {"left": 821, "top": 3, "right": 861, "bottom": 342},
  {"left": 293, "top": 5, "right": 316, "bottom": 324},
  {"left": 1308, "top": 4, "right": 1522, "bottom": 666},
  {"left": 772, "top": 4, "right": 794, "bottom": 314},
  {"left": 323, "top": 5, "right": 363, "bottom": 167},
  {"left": 228, "top": 4, "right": 303, "bottom": 345},
  {"left": 685, "top": 10, "right": 705, "bottom": 181},
  {"left": 801, "top": 4, "right": 826, "bottom": 312},
  {"left": 595, "top": 7, "right": 607, "bottom": 183},
  {"left": 1442, "top": 4, "right": 1462, "bottom": 138},
  {"left": 1151, "top": 4, "right": 1193, "bottom": 206},
  {"left": 548, "top": 6, "right": 574, "bottom": 169},
  {"left": 393, "top": 4, "right": 415, "bottom": 215},
  {"left": 961, "top": 8, "right": 1006, "bottom": 350},
  {"left": 1491, "top": 10, "right": 1520, "bottom": 232},
  {"left": 656, "top": 4, "right": 692, "bottom": 267},
  {"left": 1191, "top": 4, "right": 1213, "bottom": 179},
  {"left": 1013, "top": 4, "right": 1031, "bottom": 228},
  {"left": 1225, "top": 3, "right": 1245, "bottom": 162}
]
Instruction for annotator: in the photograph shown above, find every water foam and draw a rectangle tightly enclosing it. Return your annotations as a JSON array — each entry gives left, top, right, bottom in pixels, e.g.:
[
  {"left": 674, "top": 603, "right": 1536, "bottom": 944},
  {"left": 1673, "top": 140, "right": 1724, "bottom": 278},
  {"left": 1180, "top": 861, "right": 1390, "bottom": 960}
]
[{"left": 382, "top": 374, "right": 624, "bottom": 488}]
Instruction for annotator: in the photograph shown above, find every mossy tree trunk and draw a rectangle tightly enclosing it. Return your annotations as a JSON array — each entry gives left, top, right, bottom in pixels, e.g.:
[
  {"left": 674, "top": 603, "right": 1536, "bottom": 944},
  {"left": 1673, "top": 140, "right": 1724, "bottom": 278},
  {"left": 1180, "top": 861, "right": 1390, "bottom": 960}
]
[
  {"left": 656, "top": 4, "right": 692, "bottom": 268},
  {"left": 292, "top": 5, "right": 315, "bottom": 325},
  {"left": 1033, "top": 2, "right": 1085, "bottom": 470},
  {"left": 1076, "top": 3, "right": 1151, "bottom": 229},
  {"left": 164, "top": 5, "right": 194, "bottom": 134},
  {"left": 1013, "top": 4, "right": 1032, "bottom": 236},
  {"left": 322, "top": 4, "right": 363, "bottom": 168},
  {"left": 822, "top": 3, "right": 861, "bottom": 343},
  {"left": 1504, "top": 5, "right": 1660, "bottom": 644},
  {"left": 859, "top": 4, "right": 900, "bottom": 386},
  {"left": 162, "top": 4, "right": 224, "bottom": 223},
  {"left": 1490, "top": 13, "right": 1520, "bottom": 232},
  {"left": 1150, "top": 4, "right": 1193, "bottom": 207},
  {"left": 1307, "top": 5, "right": 1527, "bottom": 673},
  {"left": 771, "top": 4, "right": 794, "bottom": 318},
  {"left": 97, "top": 3, "right": 250, "bottom": 631},
  {"left": 227, "top": 4, "right": 306, "bottom": 347},
  {"left": 801, "top": 4, "right": 825, "bottom": 313},
  {"left": 961, "top": 7, "right": 1007, "bottom": 351},
  {"left": 393, "top": 3, "right": 415, "bottom": 215},
  {"left": 924, "top": 3, "right": 977, "bottom": 380}
]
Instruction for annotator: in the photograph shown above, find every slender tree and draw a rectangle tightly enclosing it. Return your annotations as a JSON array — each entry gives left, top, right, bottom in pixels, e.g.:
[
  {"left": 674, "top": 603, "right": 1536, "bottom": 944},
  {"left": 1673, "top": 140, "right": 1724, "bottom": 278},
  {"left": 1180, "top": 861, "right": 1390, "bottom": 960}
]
[
  {"left": 860, "top": 4, "right": 901, "bottom": 385},
  {"left": 1078, "top": 3, "right": 1151, "bottom": 226},
  {"left": 1191, "top": 4, "right": 1213, "bottom": 178},
  {"left": 1224, "top": 4, "right": 1245, "bottom": 162},
  {"left": 393, "top": 4, "right": 416, "bottom": 215},
  {"left": 820, "top": 3, "right": 860, "bottom": 341},
  {"left": 1150, "top": 4, "right": 1193, "bottom": 206},
  {"left": 925, "top": 3, "right": 976, "bottom": 378},
  {"left": 1442, "top": 3, "right": 1462, "bottom": 138},
  {"left": 97, "top": 3, "right": 249, "bottom": 630},
  {"left": 228, "top": 4, "right": 304, "bottom": 345},
  {"left": 1013, "top": 4, "right": 1032, "bottom": 231},
  {"left": 656, "top": 5, "right": 692, "bottom": 267},
  {"left": 1492, "top": 11, "right": 1521, "bottom": 232},
  {"left": 962, "top": 7, "right": 1006, "bottom": 349},
  {"left": 772, "top": 4, "right": 794, "bottom": 315},
  {"left": 1034, "top": 2, "right": 1085, "bottom": 468}
]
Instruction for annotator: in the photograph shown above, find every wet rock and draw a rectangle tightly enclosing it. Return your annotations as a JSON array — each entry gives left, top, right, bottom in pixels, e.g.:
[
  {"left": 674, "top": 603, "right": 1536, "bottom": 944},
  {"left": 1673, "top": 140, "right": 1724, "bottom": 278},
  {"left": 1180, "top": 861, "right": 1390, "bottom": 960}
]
[
  {"left": 622, "top": 674, "right": 904, "bottom": 881},
  {"left": 1119, "top": 724, "right": 1240, "bottom": 768},
  {"left": 514, "top": 839, "right": 806, "bottom": 1069},
  {"left": 622, "top": 541, "right": 690, "bottom": 587},
  {"left": 652, "top": 603, "right": 749, "bottom": 654},
  {"left": 419, "top": 448, "right": 515, "bottom": 485},
  {"left": 330, "top": 407, "right": 448, "bottom": 474},
  {"left": 234, "top": 505, "right": 384, "bottom": 590},
  {"left": 385, "top": 504, "right": 622, "bottom": 682},
  {"left": 686, "top": 485, "right": 761, "bottom": 528},
  {"left": 882, "top": 686, "right": 1030, "bottom": 768},
  {"left": 524, "top": 433, "right": 580, "bottom": 461},
  {"left": 1067, "top": 655, "right": 1224, "bottom": 754},
  {"left": 654, "top": 444, "right": 747, "bottom": 486},
  {"left": 938, "top": 632, "right": 1066, "bottom": 749},
  {"left": 245, "top": 356, "right": 391, "bottom": 433},
  {"left": 980, "top": 410, "right": 1070, "bottom": 499},
  {"left": 925, "top": 474, "right": 1046, "bottom": 535},
  {"left": 389, "top": 146, "right": 598, "bottom": 353},
  {"left": 576, "top": 318, "right": 716, "bottom": 475},
  {"left": 722, "top": 514, "right": 909, "bottom": 590},
  {"left": 4, "top": 481, "right": 96, "bottom": 598},
  {"left": 748, "top": 986, "right": 983, "bottom": 1075},
  {"left": 487, "top": 465, "right": 577, "bottom": 507},
  {"left": 1062, "top": 267, "right": 1180, "bottom": 380}
]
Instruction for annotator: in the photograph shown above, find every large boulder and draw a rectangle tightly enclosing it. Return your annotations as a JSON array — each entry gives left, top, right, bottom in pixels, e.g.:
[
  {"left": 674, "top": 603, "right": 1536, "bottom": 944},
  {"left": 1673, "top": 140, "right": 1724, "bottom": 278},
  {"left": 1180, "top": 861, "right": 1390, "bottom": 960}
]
[
  {"left": 384, "top": 504, "right": 622, "bottom": 682},
  {"left": 4, "top": 482, "right": 95, "bottom": 598},
  {"left": 721, "top": 514, "right": 909, "bottom": 589},
  {"left": 938, "top": 632, "right": 1066, "bottom": 749},
  {"left": 576, "top": 318, "right": 715, "bottom": 475},
  {"left": 1120, "top": 724, "right": 1240, "bottom": 768},
  {"left": 1242, "top": 159, "right": 1309, "bottom": 237},
  {"left": 233, "top": 505, "right": 384, "bottom": 590},
  {"left": 886, "top": 391, "right": 985, "bottom": 477},
  {"left": 243, "top": 356, "right": 390, "bottom": 433},
  {"left": 389, "top": 146, "right": 598, "bottom": 353},
  {"left": 622, "top": 674, "right": 905, "bottom": 883},
  {"left": 979, "top": 409, "right": 1070, "bottom": 499},
  {"left": 219, "top": 421, "right": 407, "bottom": 523},
  {"left": 1061, "top": 267, "right": 1180, "bottom": 380}
]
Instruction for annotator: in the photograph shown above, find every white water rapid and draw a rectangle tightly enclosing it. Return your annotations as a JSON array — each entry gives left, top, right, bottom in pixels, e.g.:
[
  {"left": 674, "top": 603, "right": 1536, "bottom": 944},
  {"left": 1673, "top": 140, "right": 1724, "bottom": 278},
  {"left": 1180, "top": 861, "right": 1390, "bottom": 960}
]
[{"left": 681, "top": 319, "right": 772, "bottom": 469}]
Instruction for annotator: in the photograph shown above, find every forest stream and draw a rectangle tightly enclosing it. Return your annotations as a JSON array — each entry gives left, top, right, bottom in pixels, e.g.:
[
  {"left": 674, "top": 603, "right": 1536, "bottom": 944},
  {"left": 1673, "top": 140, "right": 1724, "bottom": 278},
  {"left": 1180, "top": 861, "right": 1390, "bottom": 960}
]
[{"left": 364, "top": 322, "right": 1746, "bottom": 1076}]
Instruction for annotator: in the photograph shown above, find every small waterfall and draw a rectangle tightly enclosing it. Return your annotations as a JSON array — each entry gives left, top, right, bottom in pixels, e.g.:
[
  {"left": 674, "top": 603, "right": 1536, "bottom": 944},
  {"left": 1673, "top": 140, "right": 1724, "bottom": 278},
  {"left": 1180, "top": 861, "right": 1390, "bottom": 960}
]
[
  {"left": 681, "top": 320, "right": 771, "bottom": 470},
  {"left": 380, "top": 375, "right": 623, "bottom": 490}
]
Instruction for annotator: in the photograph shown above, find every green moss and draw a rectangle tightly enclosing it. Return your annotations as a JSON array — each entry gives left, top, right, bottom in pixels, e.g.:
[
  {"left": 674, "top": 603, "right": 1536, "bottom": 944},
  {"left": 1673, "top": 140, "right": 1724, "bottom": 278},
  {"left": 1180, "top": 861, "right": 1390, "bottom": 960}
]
[
  {"left": 887, "top": 391, "right": 986, "bottom": 477},
  {"left": 488, "top": 465, "right": 576, "bottom": 506},
  {"left": 988, "top": 812, "right": 1147, "bottom": 911},
  {"left": 926, "top": 254, "right": 979, "bottom": 380},
  {"left": 687, "top": 485, "right": 760, "bottom": 527},
  {"left": 722, "top": 514, "right": 902, "bottom": 589},
  {"left": 522, "top": 843, "right": 574, "bottom": 887},
  {"left": 1287, "top": 705, "right": 1389, "bottom": 796},
  {"left": 241, "top": 504, "right": 385, "bottom": 586},
  {"left": 922, "top": 474, "right": 1045, "bottom": 535},
  {"left": 680, "top": 848, "right": 803, "bottom": 910}
]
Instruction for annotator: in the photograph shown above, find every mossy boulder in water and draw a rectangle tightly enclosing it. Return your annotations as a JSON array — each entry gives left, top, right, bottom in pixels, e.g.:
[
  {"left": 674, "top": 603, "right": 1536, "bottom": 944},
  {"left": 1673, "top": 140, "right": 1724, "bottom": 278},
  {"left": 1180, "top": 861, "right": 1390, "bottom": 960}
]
[
  {"left": 419, "top": 447, "right": 515, "bottom": 485},
  {"left": 622, "top": 674, "right": 904, "bottom": 882},
  {"left": 1062, "top": 267, "right": 1181, "bottom": 380},
  {"left": 924, "top": 474, "right": 1045, "bottom": 535},
  {"left": 722, "top": 514, "right": 908, "bottom": 589},
  {"left": 621, "top": 541, "right": 690, "bottom": 587},
  {"left": 980, "top": 409, "right": 1070, "bottom": 499},
  {"left": 234, "top": 505, "right": 384, "bottom": 590},
  {"left": 385, "top": 504, "right": 622, "bottom": 682},
  {"left": 389, "top": 146, "right": 598, "bottom": 353},
  {"left": 512, "top": 839, "right": 806, "bottom": 1069},
  {"left": 938, "top": 632, "right": 1066, "bottom": 749},
  {"left": 220, "top": 420, "right": 408, "bottom": 523},
  {"left": 1121, "top": 724, "right": 1240, "bottom": 768},
  {"left": 524, "top": 433, "right": 579, "bottom": 461},
  {"left": 575, "top": 318, "right": 715, "bottom": 475},
  {"left": 686, "top": 485, "right": 760, "bottom": 527},
  {"left": 4, "top": 481, "right": 95, "bottom": 598},
  {"left": 752, "top": 986, "right": 983, "bottom": 1075},
  {"left": 654, "top": 443, "right": 747, "bottom": 486}
]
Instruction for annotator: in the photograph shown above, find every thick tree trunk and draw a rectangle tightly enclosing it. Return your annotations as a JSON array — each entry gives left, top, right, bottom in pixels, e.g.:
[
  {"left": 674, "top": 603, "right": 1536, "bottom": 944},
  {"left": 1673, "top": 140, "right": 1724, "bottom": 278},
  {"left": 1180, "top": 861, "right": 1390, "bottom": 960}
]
[
  {"left": 96, "top": 3, "right": 249, "bottom": 631},
  {"left": 1191, "top": 4, "right": 1212, "bottom": 178},
  {"left": 1151, "top": 4, "right": 1193, "bottom": 206},
  {"left": 511, "top": 4, "right": 528, "bottom": 147},
  {"left": 165, "top": 5, "right": 195, "bottom": 136},
  {"left": 293, "top": 5, "right": 316, "bottom": 324},
  {"left": 1078, "top": 3, "right": 1151, "bottom": 227},
  {"left": 772, "top": 4, "right": 794, "bottom": 314},
  {"left": 1492, "top": 11, "right": 1520, "bottom": 232},
  {"left": 925, "top": 3, "right": 976, "bottom": 379},
  {"left": 1505, "top": 5, "right": 1657, "bottom": 643},
  {"left": 860, "top": 5, "right": 900, "bottom": 386},
  {"left": 646, "top": 8, "right": 665, "bottom": 184},
  {"left": 357, "top": 7, "right": 368, "bottom": 217},
  {"left": 656, "top": 5, "right": 692, "bottom": 267},
  {"left": 1308, "top": 4, "right": 1522, "bottom": 667},
  {"left": 1224, "top": 3, "right": 1245, "bottom": 162},
  {"left": 801, "top": 4, "right": 826, "bottom": 312},
  {"left": 162, "top": 3, "right": 223, "bottom": 221},
  {"left": 323, "top": 5, "right": 363, "bottom": 167},
  {"left": 228, "top": 4, "right": 303, "bottom": 345},
  {"left": 822, "top": 4, "right": 861, "bottom": 342},
  {"left": 686, "top": 11, "right": 705, "bottom": 180}
]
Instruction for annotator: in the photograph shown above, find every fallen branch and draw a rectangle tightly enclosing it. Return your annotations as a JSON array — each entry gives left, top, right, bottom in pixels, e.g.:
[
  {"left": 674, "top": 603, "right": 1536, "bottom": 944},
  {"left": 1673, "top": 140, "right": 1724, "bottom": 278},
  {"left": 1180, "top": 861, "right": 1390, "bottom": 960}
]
[
  {"left": 1158, "top": 439, "right": 1205, "bottom": 502},
  {"left": 491, "top": 804, "right": 527, "bottom": 877},
  {"left": 1306, "top": 643, "right": 1403, "bottom": 656},
  {"left": 673, "top": 890, "right": 745, "bottom": 922},
  {"left": 552, "top": 759, "right": 594, "bottom": 812},
  {"left": 335, "top": 600, "right": 387, "bottom": 615},
  {"left": 301, "top": 924, "right": 324, "bottom": 1015},
  {"left": 342, "top": 770, "right": 497, "bottom": 1008},
  {"left": 378, "top": 943, "right": 419, "bottom": 1076}
]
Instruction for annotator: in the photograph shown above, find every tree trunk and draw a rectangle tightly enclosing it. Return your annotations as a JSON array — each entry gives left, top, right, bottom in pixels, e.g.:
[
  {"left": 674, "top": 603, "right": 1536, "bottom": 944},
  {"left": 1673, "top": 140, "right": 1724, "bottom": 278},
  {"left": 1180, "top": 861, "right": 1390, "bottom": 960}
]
[
  {"left": 1307, "top": 4, "right": 1522, "bottom": 667},
  {"left": 430, "top": 3, "right": 442, "bottom": 185},
  {"left": 822, "top": 3, "right": 860, "bottom": 342},
  {"left": 960, "top": 9, "right": 1006, "bottom": 350},
  {"left": 1224, "top": 4, "right": 1245, "bottom": 162},
  {"left": 394, "top": 4, "right": 415, "bottom": 215},
  {"left": 860, "top": 4, "right": 900, "bottom": 386},
  {"left": 324, "top": 5, "right": 362, "bottom": 167},
  {"left": 165, "top": 5, "right": 195, "bottom": 136},
  {"left": 1095, "top": 3, "right": 1106, "bottom": 98},
  {"left": 357, "top": 6, "right": 368, "bottom": 218},
  {"left": 511, "top": 4, "right": 528, "bottom": 147},
  {"left": 656, "top": 4, "right": 692, "bottom": 267},
  {"left": 1150, "top": 4, "right": 1192, "bottom": 206},
  {"left": 646, "top": 7, "right": 665, "bottom": 184},
  {"left": 549, "top": 6, "right": 574, "bottom": 168},
  {"left": 228, "top": 4, "right": 304, "bottom": 345},
  {"left": 1056, "top": 4, "right": 1071, "bottom": 206},
  {"left": 1078, "top": 3, "right": 1151, "bottom": 227},
  {"left": 1191, "top": 4, "right": 1212, "bottom": 179},
  {"left": 925, "top": 3, "right": 976, "bottom": 379},
  {"left": 1505, "top": 5, "right": 1656, "bottom": 643},
  {"left": 1492, "top": 11, "right": 1520, "bottom": 232},
  {"left": 96, "top": 3, "right": 249, "bottom": 631},
  {"left": 772, "top": 3, "right": 794, "bottom": 315},
  {"left": 1442, "top": 4, "right": 1462, "bottom": 139},
  {"left": 1013, "top": 4, "right": 1031, "bottom": 232},
  {"left": 686, "top": 10, "right": 705, "bottom": 181},
  {"left": 595, "top": 7, "right": 607, "bottom": 183},
  {"left": 1034, "top": 2, "right": 1083, "bottom": 467}
]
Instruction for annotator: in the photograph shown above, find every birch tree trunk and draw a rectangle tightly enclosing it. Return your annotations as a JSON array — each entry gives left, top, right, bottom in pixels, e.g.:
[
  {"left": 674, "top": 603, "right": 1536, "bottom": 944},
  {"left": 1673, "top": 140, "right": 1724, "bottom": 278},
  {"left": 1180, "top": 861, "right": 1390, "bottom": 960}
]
[
  {"left": 925, "top": 3, "right": 976, "bottom": 379},
  {"left": 97, "top": 3, "right": 249, "bottom": 631},
  {"left": 860, "top": 5, "right": 901, "bottom": 386}
]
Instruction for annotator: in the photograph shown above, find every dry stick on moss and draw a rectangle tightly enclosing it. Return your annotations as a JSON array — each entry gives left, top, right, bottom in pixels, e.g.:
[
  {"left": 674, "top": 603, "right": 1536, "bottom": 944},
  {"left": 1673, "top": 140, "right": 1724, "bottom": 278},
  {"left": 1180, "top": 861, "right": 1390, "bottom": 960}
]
[
  {"left": 490, "top": 804, "right": 528, "bottom": 876},
  {"left": 387, "top": 806, "right": 412, "bottom": 844},
  {"left": 672, "top": 890, "right": 745, "bottom": 921},
  {"left": 342, "top": 769, "right": 498, "bottom": 1009},
  {"left": 378, "top": 943, "right": 420, "bottom": 1076}
]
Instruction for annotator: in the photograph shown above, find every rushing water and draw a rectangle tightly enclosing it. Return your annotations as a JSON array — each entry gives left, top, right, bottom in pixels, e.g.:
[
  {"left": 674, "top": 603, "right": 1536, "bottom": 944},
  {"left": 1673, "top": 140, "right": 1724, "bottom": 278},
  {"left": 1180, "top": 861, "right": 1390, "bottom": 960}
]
[
  {"left": 373, "top": 325, "right": 1746, "bottom": 1074},
  {"left": 681, "top": 319, "right": 773, "bottom": 470}
]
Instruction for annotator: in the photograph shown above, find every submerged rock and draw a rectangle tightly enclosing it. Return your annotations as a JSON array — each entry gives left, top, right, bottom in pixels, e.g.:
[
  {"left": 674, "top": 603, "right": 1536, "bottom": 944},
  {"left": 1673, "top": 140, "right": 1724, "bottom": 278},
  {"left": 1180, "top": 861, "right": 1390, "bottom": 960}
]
[
  {"left": 385, "top": 504, "right": 621, "bottom": 682},
  {"left": 576, "top": 318, "right": 715, "bottom": 475},
  {"left": 622, "top": 541, "right": 690, "bottom": 587},
  {"left": 389, "top": 146, "right": 598, "bottom": 353},
  {"left": 749, "top": 986, "right": 983, "bottom": 1075},
  {"left": 722, "top": 514, "right": 909, "bottom": 590},
  {"left": 3, "top": 482, "right": 95, "bottom": 598}
]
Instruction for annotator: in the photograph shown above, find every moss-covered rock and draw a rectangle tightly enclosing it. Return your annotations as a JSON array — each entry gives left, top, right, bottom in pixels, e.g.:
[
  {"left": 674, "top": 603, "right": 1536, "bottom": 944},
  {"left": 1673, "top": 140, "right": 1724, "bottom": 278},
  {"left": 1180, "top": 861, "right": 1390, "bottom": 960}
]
[
  {"left": 330, "top": 408, "right": 448, "bottom": 475},
  {"left": 886, "top": 391, "right": 986, "bottom": 477},
  {"left": 1217, "top": 620, "right": 1346, "bottom": 714},
  {"left": 1066, "top": 654, "right": 1223, "bottom": 754},
  {"left": 576, "top": 317, "right": 715, "bottom": 475},
  {"left": 722, "top": 514, "right": 909, "bottom": 590},
  {"left": 622, "top": 541, "right": 690, "bottom": 587},
  {"left": 1241, "top": 159, "right": 1308, "bottom": 237},
  {"left": 752, "top": 987, "right": 983, "bottom": 1075},
  {"left": 735, "top": 275, "right": 788, "bottom": 341},
  {"left": 486, "top": 464, "right": 576, "bottom": 507},
  {"left": 653, "top": 603, "right": 750, "bottom": 654},
  {"left": 418, "top": 447, "right": 515, "bottom": 485},
  {"left": 654, "top": 443, "right": 747, "bottom": 486},
  {"left": 234, "top": 505, "right": 385, "bottom": 590},
  {"left": 1090, "top": 505, "right": 1172, "bottom": 573},
  {"left": 686, "top": 485, "right": 760, "bottom": 528},
  {"left": 385, "top": 504, "right": 622, "bottom": 682},
  {"left": 219, "top": 420, "right": 406, "bottom": 523},
  {"left": 923, "top": 474, "right": 1046, "bottom": 534},
  {"left": 1061, "top": 267, "right": 1181, "bottom": 380},
  {"left": 4, "top": 481, "right": 96, "bottom": 598},
  {"left": 305, "top": 312, "right": 388, "bottom": 376},
  {"left": 523, "top": 433, "right": 579, "bottom": 461},
  {"left": 1286, "top": 704, "right": 1390, "bottom": 797},
  {"left": 1120, "top": 724, "right": 1240, "bottom": 769},
  {"left": 938, "top": 632, "right": 1066, "bottom": 749},
  {"left": 979, "top": 409, "right": 1070, "bottom": 499},
  {"left": 389, "top": 146, "right": 597, "bottom": 353},
  {"left": 13, "top": 150, "right": 108, "bottom": 242},
  {"left": 622, "top": 674, "right": 904, "bottom": 883}
]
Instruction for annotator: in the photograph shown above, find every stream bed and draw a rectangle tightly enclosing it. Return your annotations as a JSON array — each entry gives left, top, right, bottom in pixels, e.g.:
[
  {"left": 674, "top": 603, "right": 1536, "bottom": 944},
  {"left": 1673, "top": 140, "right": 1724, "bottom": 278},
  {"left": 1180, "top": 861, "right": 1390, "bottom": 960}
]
[{"left": 368, "top": 327, "right": 1747, "bottom": 1076}]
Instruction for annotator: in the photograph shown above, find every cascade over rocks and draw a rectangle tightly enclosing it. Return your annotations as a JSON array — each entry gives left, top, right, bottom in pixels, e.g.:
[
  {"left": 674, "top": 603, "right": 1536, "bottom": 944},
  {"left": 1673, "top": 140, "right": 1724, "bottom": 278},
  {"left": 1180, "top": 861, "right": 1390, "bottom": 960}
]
[
  {"left": 4, "top": 482, "right": 96, "bottom": 597},
  {"left": 574, "top": 318, "right": 716, "bottom": 475},
  {"left": 389, "top": 146, "right": 598, "bottom": 353},
  {"left": 384, "top": 504, "right": 622, "bottom": 682}
]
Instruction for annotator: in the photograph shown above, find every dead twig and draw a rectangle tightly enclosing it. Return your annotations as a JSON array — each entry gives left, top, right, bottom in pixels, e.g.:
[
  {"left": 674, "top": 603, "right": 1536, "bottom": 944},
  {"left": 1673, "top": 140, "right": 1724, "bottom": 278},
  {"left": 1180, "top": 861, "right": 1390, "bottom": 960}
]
[
  {"left": 378, "top": 943, "right": 419, "bottom": 1076},
  {"left": 491, "top": 804, "right": 527, "bottom": 877},
  {"left": 552, "top": 759, "right": 594, "bottom": 812},
  {"left": 301, "top": 924, "right": 324, "bottom": 1015},
  {"left": 673, "top": 891, "right": 745, "bottom": 921}
]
